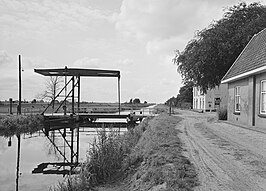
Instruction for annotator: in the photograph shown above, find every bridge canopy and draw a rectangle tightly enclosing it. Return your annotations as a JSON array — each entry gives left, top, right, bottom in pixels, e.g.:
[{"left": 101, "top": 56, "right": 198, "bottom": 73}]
[{"left": 34, "top": 67, "right": 120, "bottom": 77}]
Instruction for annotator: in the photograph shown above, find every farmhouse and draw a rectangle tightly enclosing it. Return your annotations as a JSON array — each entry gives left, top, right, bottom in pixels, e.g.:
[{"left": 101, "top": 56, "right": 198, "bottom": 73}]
[
  {"left": 193, "top": 84, "right": 227, "bottom": 112},
  {"left": 221, "top": 28, "right": 266, "bottom": 128}
]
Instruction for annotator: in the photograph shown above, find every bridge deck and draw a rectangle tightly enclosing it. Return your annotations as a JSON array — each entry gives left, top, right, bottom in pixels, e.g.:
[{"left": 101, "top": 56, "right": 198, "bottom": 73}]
[
  {"left": 43, "top": 113, "right": 148, "bottom": 131},
  {"left": 44, "top": 113, "right": 130, "bottom": 118}
]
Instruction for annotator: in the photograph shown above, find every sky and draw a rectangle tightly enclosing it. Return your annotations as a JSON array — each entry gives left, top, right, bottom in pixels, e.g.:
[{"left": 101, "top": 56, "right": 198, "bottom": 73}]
[{"left": 0, "top": 0, "right": 265, "bottom": 103}]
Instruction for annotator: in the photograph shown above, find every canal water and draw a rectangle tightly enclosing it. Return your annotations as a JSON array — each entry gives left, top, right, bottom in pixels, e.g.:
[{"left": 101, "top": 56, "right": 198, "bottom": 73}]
[
  {"left": 0, "top": 127, "right": 127, "bottom": 191},
  {"left": 0, "top": 106, "right": 155, "bottom": 191}
]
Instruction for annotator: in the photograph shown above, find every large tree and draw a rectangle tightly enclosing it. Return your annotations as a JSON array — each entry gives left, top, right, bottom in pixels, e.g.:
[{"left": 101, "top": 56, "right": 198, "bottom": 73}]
[
  {"left": 173, "top": 2, "right": 266, "bottom": 92},
  {"left": 38, "top": 76, "right": 63, "bottom": 101},
  {"left": 166, "top": 81, "right": 193, "bottom": 107},
  {"left": 36, "top": 76, "right": 63, "bottom": 110}
]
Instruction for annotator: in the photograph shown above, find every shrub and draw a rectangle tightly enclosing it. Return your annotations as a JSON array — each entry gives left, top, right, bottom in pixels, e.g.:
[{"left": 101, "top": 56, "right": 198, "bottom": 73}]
[
  {"left": 86, "top": 127, "right": 124, "bottom": 185},
  {"left": 0, "top": 115, "right": 44, "bottom": 137},
  {"left": 217, "top": 107, "right": 227, "bottom": 120},
  {"left": 51, "top": 117, "right": 151, "bottom": 191}
]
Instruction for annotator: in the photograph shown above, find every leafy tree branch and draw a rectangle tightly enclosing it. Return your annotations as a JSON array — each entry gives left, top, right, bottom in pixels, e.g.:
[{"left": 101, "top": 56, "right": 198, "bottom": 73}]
[{"left": 174, "top": 2, "right": 266, "bottom": 92}]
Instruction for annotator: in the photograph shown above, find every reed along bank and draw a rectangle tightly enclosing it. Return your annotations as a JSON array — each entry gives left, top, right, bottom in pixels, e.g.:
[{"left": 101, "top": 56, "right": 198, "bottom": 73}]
[{"left": 52, "top": 113, "right": 199, "bottom": 191}]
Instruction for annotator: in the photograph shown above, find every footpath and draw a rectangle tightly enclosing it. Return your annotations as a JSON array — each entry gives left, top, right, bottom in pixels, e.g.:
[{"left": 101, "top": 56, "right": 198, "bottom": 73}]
[{"left": 177, "top": 109, "right": 266, "bottom": 191}]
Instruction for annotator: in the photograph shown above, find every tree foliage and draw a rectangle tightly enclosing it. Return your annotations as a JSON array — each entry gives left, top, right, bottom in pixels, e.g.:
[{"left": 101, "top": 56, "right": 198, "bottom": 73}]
[
  {"left": 173, "top": 2, "right": 266, "bottom": 92},
  {"left": 133, "top": 98, "right": 141, "bottom": 104},
  {"left": 166, "top": 82, "right": 193, "bottom": 108}
]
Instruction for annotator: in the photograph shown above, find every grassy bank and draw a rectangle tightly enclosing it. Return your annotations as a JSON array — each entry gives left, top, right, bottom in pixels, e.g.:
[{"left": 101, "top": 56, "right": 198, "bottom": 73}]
[
  {"left": 0, "top": 102, "right": 154, "bottom": 114},
  {"left": 52, "top": 113, "right": 198, "bottom": 191},
  {"left": 120, "top": 114, "right": 198, "bottom": 191},
  {"left": 0, "top": 115, "right": 44, "bottom": 137},
  {"left": 51, "top": 118, "right": 149, "bottom": 191}
]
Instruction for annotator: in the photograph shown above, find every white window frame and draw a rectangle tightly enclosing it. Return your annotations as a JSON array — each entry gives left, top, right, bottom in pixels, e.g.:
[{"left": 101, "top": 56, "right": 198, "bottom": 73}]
[
  {"left": 260, "top": 80, "right": 266, "bottom": 114},
  {"left": 235, "top": 86, "right": 240, "bottom": 112}
]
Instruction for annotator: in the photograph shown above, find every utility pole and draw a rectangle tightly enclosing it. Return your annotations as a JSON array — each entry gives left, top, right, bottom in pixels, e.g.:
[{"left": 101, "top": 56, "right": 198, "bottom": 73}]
[
  {"left": 16, "top": 55, "right": 22, "bottom": 191},
  {"left": 18, "top": 55, "right": 22, "bottom": 115}
]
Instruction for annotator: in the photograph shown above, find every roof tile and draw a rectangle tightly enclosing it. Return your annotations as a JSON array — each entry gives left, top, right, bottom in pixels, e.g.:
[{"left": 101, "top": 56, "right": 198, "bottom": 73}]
[{"left": 222, "top": 28, "right": 266, "bottom": 81}]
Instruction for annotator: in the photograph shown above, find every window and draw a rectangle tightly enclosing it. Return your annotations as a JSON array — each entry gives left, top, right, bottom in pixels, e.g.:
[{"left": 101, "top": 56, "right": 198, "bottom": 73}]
[
  {"left": 235, "top": 86, "right": 240, "bottom": 112},
  {"left": 261, "top": 80, "right": 266, "bottom": 114}
]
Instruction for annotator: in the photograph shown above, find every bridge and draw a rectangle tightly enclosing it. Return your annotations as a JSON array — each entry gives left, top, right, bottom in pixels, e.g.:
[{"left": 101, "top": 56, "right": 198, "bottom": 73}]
[{"left": 33, "top": 67, "right": 153, "bottom": 175}]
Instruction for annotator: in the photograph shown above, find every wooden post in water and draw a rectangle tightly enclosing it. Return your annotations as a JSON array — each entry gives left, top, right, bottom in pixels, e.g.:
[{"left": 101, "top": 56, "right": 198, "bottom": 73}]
[{"left": 9, "top": 98, "right": 13, "bottom": 114}]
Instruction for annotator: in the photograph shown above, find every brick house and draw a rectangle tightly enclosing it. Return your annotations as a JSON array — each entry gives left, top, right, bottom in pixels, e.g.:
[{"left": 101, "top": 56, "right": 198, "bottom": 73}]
[
  {"left": 193, "top": 84, "right": 228, "bottom": 112},
  {"left": 221, "top": 28, "right": 266, "bottom": 128}
]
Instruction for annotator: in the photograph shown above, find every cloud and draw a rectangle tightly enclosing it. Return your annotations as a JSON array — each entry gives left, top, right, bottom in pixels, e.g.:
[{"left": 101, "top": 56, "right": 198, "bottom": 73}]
[
  {"left": 0, "top": 50, "right": 14, "bottom": 67},
  {"left": 160, "top": 78, "right": 176, "bottom": 86},
  {"left": 114, "top": 0, "right": 252, "bottom": 55},
  {"left": 0, "top": 76, "right": 18, "bottom": 100},
  {"left": 22, "top": 57, "right": 56, "bottom": 69},
  {"left": 0, "top": 53, "right": 57, "bottom": 70},
  {"left": 73, "top": 57, "right": 134, "bottom": 72},
  {"left": 114, "top": 58, "right": 134, "bottom": 68},
  {"left": 73, "top": 57, "right": 102, "bottom": 68},
  {"left": 115, "top": 0, "right": 216, "bottom": 40},
  {"left": 146, "top": 36, "right": 188, "bottom": 55},
  {"left": 0, "top": 0, "right": 113, "bottom": 41}
]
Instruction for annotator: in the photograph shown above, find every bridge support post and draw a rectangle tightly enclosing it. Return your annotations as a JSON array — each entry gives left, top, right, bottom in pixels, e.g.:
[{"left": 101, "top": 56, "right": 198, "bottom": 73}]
[
  {"left": 118, "top": 76, "right": 121, "bottom": 115},
  {"left": 70, "top": 128, "right": 74, "bottom": 164},
  {"left": 71, "top": 76, "right": 75, "bottom": 114},
  {"left": 77, "top": 76, "right": 80, "bottom": 163}
]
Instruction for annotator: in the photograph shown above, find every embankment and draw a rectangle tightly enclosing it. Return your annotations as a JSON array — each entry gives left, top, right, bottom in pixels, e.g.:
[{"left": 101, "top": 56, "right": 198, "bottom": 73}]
[
  {"left": 51, "top": 113, "right": 199, "bottom": 191},
  {"left": 0, "top": 115, "right": 44, "bottom": 137},
  {"left": 98, "top": 113, "right": 199, "bottom": 191}
]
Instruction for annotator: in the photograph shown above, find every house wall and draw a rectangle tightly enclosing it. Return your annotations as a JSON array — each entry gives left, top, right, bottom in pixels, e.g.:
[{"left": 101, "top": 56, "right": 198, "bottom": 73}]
[
  {"left": 227, "top": 73, "right": 266, "bottom": 128},
  {"left": 255, "top": 72, "right": 266, "bottom": 128},
  {"left": 193, "top": 84, "right": 228, "bottom": 112},
  {"left": 193, "top": 87, "right": 205, "bottom": 110},
  {"left": 204, "top": 84, "right": 228, "bottom": 111},
  {"left": 219, "top": 84, "right": 228, "bottom": 109},
  {"left": 228, "top": 78, "right": 250, "bottom": 126}
]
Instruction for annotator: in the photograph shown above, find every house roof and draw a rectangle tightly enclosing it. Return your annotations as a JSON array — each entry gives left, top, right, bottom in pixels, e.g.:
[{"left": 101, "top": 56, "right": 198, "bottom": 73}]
[
  {"left": 34, "top": 67, "right": 120, "bottom": 78},
  {"left": 221, "top": 28, "right": 266, "bottom": 83}
]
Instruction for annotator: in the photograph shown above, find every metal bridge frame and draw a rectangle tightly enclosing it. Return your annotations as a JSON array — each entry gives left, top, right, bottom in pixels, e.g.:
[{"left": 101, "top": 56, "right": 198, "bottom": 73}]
[
  {"left": 34, "top": 66, "right": 121, "bottom": 166},
  {"left": 35, "top": 66, "right": 121, "bottom": 115}
]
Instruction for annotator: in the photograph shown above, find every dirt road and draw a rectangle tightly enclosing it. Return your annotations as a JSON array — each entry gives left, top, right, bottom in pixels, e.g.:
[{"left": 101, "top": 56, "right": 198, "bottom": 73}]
[{"left": 177, "top": 110, "right": 266, "bottom": 191}]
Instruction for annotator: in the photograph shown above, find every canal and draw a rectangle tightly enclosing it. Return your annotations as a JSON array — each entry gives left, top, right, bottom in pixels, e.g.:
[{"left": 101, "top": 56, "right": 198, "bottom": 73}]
[
  {"left": 0, "top": 127, "right": 127, "bottom": 191},
  {"left": 0, "top": 106, "right": 155, "bottom": 191}
]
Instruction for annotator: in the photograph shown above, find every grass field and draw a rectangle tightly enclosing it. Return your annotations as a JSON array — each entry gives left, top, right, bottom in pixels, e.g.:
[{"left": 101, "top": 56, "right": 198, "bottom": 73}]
[{"left": 0, "top": 102, "right": 154, "bottom": 114}]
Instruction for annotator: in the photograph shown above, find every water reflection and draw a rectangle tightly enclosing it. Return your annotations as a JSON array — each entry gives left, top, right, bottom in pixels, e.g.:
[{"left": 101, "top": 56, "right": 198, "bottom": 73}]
[
  {"left": 44, "top": 130, "right": 67, "bottom": 161},
  {"left": 45, "top": 131, "right": 61, "bottom": 160},
  {"left": 0, "top": 126, "right": 127, "bottom": 191},
  {"left": 33, "top": 128, "right": 80, "bottom": 176},
  {"left": 16, "top": 135, "right": 21, "bottom": 191},
  {"left": 0, "top": 133, "right": 63, "bottom": 191},
  {"left": 0, "top": 107, "right": 156, "bottom": 190}
]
